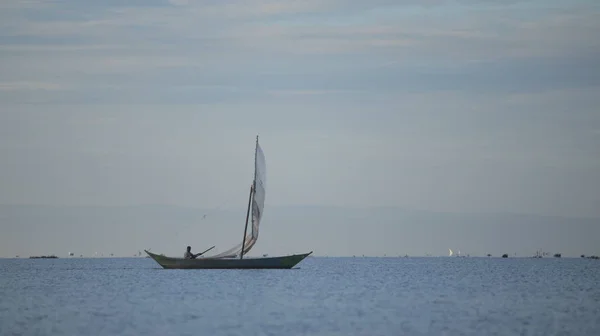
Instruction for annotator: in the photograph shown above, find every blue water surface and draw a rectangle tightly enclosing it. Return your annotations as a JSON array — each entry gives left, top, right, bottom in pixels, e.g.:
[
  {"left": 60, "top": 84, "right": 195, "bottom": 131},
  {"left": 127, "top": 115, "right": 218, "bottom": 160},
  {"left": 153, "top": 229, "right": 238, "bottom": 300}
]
[{"left": 1, "top": 257, "right": 599, "bottom": 336}]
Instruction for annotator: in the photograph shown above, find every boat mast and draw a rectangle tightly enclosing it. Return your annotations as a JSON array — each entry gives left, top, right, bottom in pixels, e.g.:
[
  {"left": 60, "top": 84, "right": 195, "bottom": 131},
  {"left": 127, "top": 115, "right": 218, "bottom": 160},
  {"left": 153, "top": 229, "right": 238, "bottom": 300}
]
[
  {"left": 240, "top": 135, "right": 259, "bottom": 259},
  {"left": 240, "top": 184, "right": 253, "bottom": 259}
]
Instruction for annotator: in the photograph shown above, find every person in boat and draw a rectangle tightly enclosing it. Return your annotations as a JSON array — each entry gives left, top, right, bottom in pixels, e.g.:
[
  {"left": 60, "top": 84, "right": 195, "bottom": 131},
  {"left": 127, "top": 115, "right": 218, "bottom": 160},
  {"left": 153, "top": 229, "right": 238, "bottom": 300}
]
[{"left": 184, "top": 246, "right": 204, "bottom": 259}]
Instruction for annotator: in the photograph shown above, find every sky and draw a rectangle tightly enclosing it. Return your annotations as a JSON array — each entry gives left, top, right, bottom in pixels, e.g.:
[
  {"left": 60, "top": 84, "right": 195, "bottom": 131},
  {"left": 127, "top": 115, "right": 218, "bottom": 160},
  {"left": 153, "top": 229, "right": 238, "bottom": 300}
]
[{"left": 1, "top": 0, "right": 599, "bottom": 257}]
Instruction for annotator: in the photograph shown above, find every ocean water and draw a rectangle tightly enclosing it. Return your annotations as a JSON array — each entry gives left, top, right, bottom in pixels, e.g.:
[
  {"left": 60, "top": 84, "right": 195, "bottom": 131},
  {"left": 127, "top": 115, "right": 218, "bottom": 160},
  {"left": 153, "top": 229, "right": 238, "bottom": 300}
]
[{"left": 1, "top": 257, "right": 599, "bottom": 336}]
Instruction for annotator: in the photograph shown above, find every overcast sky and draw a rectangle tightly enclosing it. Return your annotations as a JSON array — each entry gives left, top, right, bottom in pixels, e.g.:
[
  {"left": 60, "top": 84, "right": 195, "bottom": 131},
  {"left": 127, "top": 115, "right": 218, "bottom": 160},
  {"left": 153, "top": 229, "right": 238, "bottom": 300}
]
[{"left": 1, "top": 0, "right": 599, "bottom": 257}]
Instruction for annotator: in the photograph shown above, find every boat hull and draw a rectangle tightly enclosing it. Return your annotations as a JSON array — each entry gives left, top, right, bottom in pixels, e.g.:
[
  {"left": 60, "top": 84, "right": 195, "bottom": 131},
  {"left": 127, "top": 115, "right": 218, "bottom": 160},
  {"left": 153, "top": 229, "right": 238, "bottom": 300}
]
[{"left": 144, "top": 250, "right": 312, "bottom": 269}]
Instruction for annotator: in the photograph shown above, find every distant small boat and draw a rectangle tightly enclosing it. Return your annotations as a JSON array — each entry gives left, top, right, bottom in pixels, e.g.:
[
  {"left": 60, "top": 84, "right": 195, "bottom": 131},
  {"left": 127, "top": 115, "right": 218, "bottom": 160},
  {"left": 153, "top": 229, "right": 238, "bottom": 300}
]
[{"left": 29, "top": 255, "right": 58, "bottom": 259}]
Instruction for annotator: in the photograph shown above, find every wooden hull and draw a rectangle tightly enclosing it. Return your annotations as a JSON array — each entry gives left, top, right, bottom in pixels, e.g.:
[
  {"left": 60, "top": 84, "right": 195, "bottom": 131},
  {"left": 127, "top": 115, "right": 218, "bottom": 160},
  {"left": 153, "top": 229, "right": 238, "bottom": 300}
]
[{"left": 144, "top": 250, "right": 312, "bottom": 269}]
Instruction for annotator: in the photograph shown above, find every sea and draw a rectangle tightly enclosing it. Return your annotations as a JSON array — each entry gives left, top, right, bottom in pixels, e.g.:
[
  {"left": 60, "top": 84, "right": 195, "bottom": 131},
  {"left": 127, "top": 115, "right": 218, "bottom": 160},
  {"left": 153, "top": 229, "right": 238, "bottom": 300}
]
[{"left": 1, "top": 256, "right": 599, "bottom": 336}]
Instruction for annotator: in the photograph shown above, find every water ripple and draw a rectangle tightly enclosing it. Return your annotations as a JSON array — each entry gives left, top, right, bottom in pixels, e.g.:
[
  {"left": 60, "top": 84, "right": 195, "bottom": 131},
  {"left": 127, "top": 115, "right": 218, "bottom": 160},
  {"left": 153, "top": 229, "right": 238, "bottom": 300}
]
[{"left": 1, "top": 257, "right": 599, "bottom": 335}]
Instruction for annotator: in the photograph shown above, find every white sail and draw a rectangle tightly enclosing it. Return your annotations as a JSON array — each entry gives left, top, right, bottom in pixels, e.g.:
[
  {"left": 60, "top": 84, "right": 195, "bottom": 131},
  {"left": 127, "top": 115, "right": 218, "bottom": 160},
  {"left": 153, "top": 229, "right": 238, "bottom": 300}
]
[
  {"left": 448, "top": 248, "right": 453, "bottom": 257},
  {"left": 209, "top": 137, "right": 266, "bottom": 258},
  {"left": 250, "top": 140, "right": 266, "bottom": 242}
]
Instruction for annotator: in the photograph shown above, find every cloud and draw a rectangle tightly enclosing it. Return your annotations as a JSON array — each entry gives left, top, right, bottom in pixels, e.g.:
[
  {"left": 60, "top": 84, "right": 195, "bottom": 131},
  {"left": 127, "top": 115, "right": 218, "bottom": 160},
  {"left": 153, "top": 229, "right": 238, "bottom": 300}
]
[
  {"left": 0, "top": 81, "right": 66, "bottom": 91},
  {"left": 3, "top": 2, "right": 595, "bottom": 54},
  {"left": 0, "top": 0, "right": 598, "bottom": 100},
  {"left": 267, "top": 89, "right": 355, "bottom": 96},
  {"left": 0, "top": 0, "right": 51, "bottom": 10},
  {"left": 165, "top": 0, "right": 342, "bottom": 16},
  {"left": 167, "top": 0, "right": 189, "bottom": 6}
]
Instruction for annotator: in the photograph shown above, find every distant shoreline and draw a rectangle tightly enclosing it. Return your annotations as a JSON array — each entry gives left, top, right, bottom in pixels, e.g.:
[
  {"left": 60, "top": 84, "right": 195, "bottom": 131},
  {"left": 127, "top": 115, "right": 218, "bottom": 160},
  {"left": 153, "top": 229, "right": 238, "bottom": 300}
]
[{"left": 2, "top": 255, "right": 598, "bottom": 259}]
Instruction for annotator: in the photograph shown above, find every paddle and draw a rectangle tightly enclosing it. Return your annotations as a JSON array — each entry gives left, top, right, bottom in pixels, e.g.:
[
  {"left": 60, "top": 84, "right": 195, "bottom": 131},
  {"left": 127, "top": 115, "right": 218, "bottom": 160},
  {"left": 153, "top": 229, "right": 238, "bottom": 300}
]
[{"left": 198, "top": 246, "right": 215, "bottom": 256}]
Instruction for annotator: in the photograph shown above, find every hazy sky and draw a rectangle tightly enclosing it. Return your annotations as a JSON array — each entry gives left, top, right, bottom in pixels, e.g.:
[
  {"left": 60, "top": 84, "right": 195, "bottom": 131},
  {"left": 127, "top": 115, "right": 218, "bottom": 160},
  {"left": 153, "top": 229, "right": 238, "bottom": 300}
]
[{"left": 1, "top": 0, "right": 599, "bottom": 257}]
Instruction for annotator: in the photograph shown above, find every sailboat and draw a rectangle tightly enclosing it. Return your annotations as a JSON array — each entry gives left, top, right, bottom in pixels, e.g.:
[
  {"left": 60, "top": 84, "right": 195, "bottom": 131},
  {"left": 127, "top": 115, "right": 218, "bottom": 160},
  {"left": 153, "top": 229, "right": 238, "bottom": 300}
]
[{"left": 145, "top": 136, "right": 312, "bottom": 269}]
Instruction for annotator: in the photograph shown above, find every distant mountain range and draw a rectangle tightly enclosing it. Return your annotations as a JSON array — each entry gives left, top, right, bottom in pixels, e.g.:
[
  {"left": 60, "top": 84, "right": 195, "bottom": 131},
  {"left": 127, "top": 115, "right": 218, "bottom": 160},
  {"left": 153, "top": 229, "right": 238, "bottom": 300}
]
[{"left": 1, "top": 204, "right": 598, "bottom": 258}]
